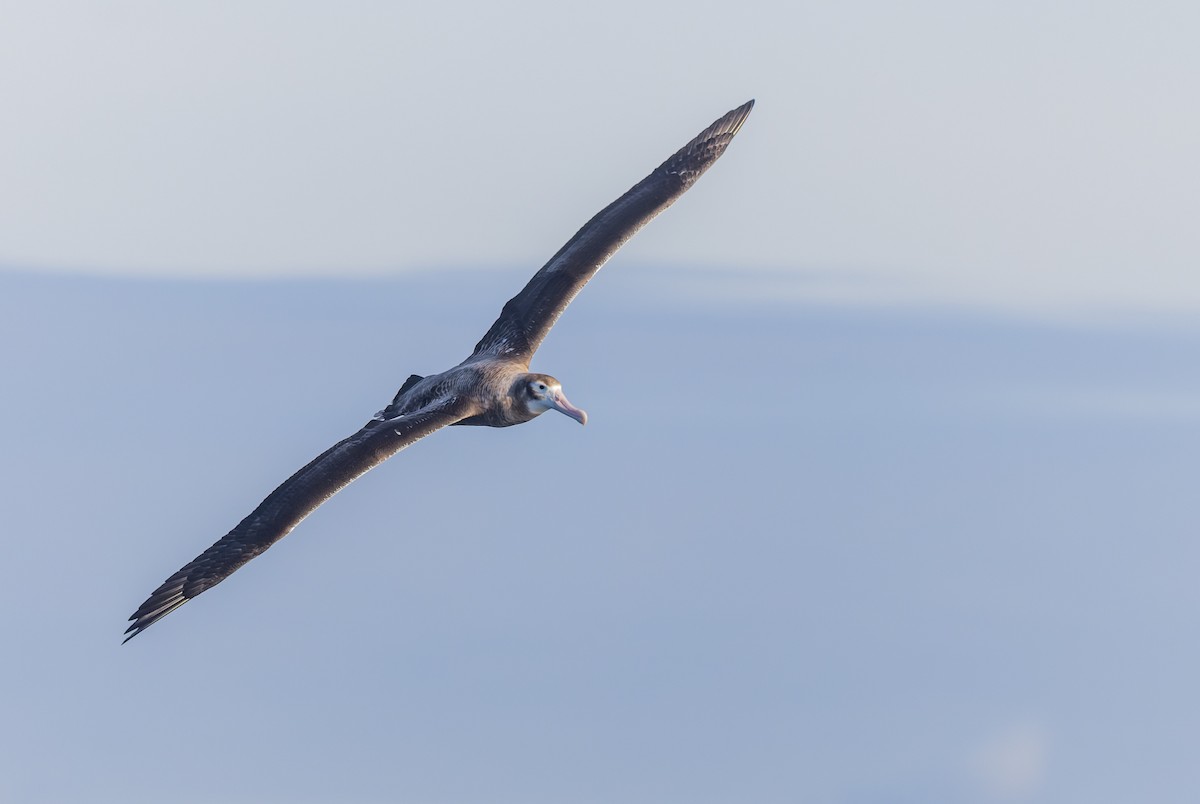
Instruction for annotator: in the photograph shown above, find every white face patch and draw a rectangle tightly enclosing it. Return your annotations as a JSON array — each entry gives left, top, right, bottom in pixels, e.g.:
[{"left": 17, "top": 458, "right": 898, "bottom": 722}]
[{"left": 523, "top": 375, "right": 566, "bottom": 417}]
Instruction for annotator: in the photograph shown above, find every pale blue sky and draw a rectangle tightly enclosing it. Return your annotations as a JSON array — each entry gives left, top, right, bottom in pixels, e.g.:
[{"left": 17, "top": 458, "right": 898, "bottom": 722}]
[
  {"left": 2, "top": 1, "right": 1198, "bottom": 312},
  {"left": 2, "top": 3, "right": 1198, "bottom": 803},
  {"left": 3, "top": 271, "right": 1199, "bottom": 803}
]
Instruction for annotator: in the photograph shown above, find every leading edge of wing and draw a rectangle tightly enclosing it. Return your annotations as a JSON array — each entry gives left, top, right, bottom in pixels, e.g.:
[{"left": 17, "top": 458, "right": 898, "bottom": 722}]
[
  {"left": 123, "top": 396, "right": 475, "bottom": 642},
  {"left": 471, "top": 99, "right": 754, "bottom": 360}
]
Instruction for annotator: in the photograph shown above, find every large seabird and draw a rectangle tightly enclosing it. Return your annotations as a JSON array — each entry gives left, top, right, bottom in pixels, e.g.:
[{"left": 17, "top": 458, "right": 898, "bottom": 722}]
[{"left": 125, "top": 100, "right": 754, "bottom": 641}]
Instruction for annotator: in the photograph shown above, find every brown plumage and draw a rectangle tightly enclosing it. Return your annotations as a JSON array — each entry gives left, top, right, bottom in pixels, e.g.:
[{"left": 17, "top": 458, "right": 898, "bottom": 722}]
[{"left": 125, "top": 99, "right": 754, "bottom": 642}]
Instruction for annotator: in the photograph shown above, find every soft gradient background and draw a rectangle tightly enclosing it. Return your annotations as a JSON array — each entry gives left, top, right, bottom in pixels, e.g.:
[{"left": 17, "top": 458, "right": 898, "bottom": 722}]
[{"left": 2, "top": 3, "right": 1197, "bottom": 803}]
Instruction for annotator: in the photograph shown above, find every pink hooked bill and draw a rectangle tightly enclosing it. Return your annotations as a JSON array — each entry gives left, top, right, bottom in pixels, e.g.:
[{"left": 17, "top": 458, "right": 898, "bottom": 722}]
[{"left": 550, "top": 390, "right": 588, "bottom": 425}]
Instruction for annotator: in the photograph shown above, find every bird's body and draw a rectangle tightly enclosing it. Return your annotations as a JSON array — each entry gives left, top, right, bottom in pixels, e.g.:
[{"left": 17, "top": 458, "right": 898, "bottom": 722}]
[{"left": 125, "top": 99, "right": 754, "bottom": 641}]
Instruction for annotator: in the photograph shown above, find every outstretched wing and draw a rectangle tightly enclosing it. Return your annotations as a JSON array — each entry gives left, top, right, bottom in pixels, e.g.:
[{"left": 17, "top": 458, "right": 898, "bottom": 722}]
[
  {"left": 124, "top": 395, "right": 475, "bottom": 641},
  {"left": 471, "top": 99, "right": 754, "bottom": 361}
]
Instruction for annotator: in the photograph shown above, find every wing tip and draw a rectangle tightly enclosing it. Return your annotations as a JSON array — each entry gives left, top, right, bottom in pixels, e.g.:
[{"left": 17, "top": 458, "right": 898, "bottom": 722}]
[
  {"left": 659, "top": 99, "right": 755, "bottom": 180},
  {"left": 123, "top": 576, "right": 191, "bottom": 643},
  {"left": 123, "top": 596, "right": 188, "bottom": 643},
  {"left": 696, "top": 99, "right": 755, "bottom": 144},
  {"left": 723, "top": 99, "right": 755, "bottom": 135}
]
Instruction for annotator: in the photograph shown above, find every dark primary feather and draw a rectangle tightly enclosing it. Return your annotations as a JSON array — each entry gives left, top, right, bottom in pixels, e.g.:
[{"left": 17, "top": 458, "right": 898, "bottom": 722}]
[
  {"left": 124, "top": 397, "right": 474, "bottom": 641},
  {"left": 472, "top": 99, "right": 754, "bottom": 361}
]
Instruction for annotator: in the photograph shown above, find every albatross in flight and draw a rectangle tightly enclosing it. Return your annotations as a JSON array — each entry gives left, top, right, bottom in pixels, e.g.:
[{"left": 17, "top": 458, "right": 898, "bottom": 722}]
[{"left": 125, "top": 99, "right": 754, "bottom": 641}]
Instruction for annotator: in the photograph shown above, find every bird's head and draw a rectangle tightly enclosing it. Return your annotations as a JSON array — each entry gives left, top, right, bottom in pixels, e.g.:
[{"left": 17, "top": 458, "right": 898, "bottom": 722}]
[{"left": 521, "top": 373, "right": 587, "bottom": 425}]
